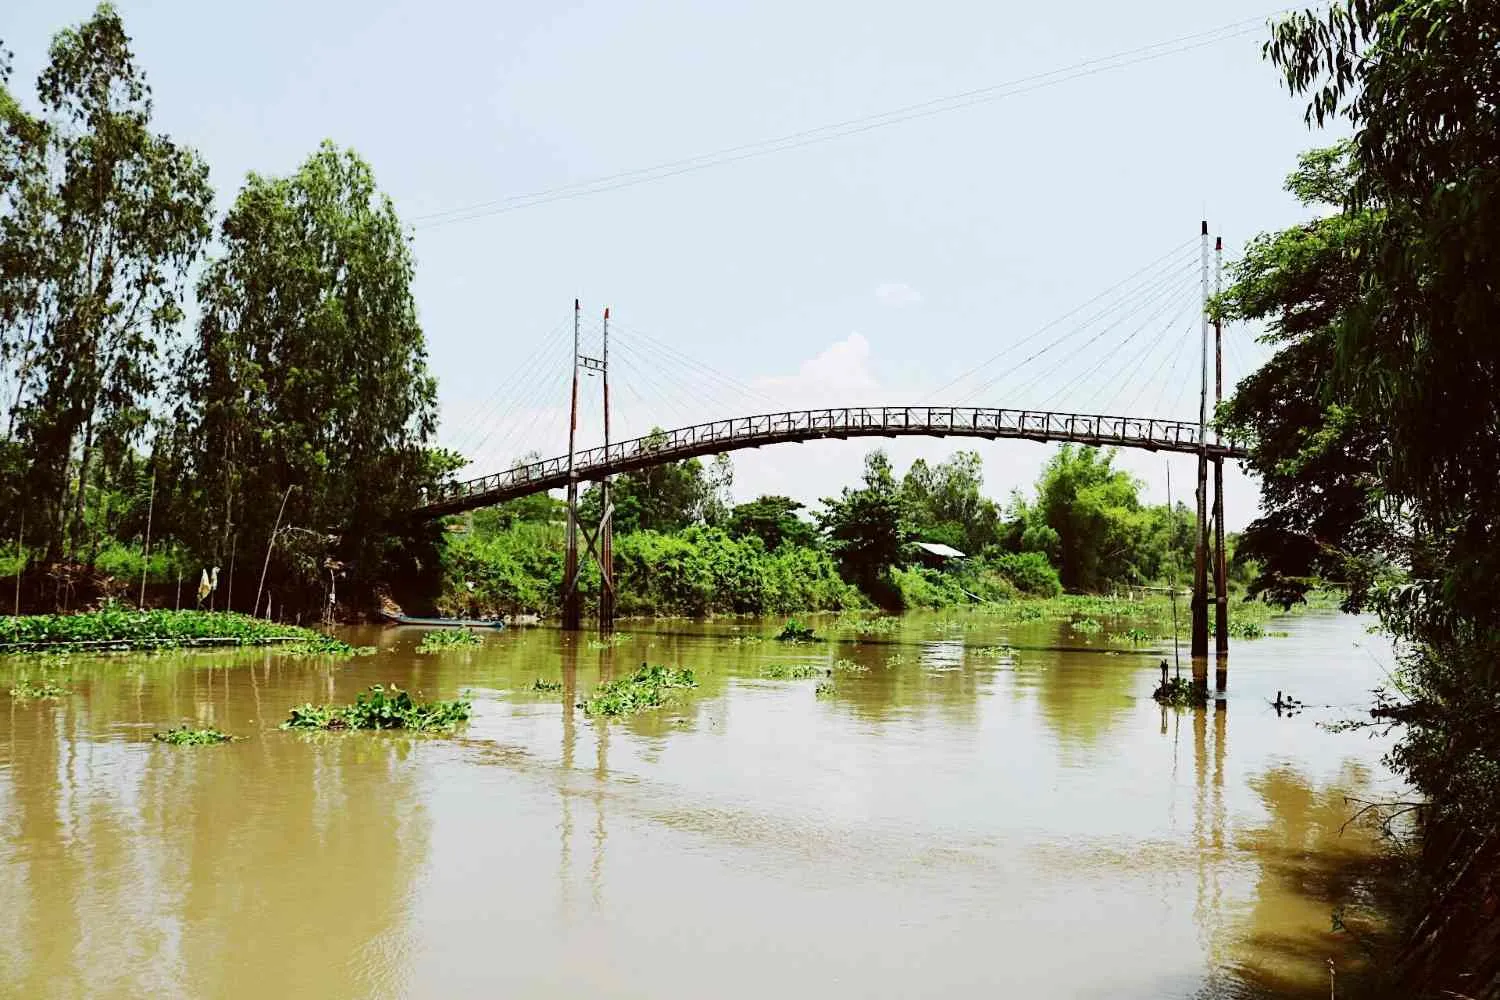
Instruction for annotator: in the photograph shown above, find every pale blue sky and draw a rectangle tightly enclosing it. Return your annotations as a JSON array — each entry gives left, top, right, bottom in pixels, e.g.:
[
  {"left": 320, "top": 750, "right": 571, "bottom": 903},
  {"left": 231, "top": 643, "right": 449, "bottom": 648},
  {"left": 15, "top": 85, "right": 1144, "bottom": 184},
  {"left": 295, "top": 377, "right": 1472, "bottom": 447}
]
[{"left": 4, "top": 0, "right": 1333, "bottom": 528}]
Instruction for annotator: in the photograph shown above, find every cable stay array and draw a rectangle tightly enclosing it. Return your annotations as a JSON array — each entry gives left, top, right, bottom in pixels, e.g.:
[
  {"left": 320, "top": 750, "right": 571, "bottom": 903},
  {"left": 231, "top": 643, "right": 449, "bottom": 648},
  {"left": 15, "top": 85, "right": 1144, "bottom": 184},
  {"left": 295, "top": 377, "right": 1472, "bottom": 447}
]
[{"left": 437, "top": 230, "right": 1270, "bottom": 488}]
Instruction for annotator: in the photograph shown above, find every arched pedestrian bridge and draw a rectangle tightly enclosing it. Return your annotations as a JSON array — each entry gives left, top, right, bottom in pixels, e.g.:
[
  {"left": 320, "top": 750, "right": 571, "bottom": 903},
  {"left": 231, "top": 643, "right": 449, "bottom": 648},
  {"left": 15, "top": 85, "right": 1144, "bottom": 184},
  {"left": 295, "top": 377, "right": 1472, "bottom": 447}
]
[{"left": 415, "top": 405, "right": 1246, "bottom": 517}]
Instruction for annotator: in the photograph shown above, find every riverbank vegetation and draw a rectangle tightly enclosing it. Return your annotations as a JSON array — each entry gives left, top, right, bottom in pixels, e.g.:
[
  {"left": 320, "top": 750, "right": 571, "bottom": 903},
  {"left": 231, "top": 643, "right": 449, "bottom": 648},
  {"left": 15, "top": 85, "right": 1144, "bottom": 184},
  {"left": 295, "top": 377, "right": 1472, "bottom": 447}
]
[
  {"left": 1219, "top": 2, "right": 1500, "bottom": 992},
  {"left": 282, "top": 684, "right": 471, "bottom": 732},
  {"left": 0, "top": 5, "right": 453, "bottom": 621},
  {"left": 0, "top": 608, "right": 355, "bottom": 654},
  {"left": 434, "top": 443, "right": 1242, "bottom": 620}
]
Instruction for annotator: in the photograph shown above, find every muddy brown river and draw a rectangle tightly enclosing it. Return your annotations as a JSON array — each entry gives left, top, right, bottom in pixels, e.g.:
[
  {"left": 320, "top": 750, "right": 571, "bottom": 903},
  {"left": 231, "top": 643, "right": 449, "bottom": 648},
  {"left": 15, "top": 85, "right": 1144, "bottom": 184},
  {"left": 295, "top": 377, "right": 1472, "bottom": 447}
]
[{"left": 1, "top": 609, "right": 1402, "bottom": 998}]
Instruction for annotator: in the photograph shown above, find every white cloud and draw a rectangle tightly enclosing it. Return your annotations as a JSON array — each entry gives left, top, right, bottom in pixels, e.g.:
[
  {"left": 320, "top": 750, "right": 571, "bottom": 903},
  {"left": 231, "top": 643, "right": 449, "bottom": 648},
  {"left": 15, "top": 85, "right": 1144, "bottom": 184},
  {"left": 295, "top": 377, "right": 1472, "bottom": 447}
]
[
  {"left": 874, "top": 282, "right": 922, "bottom": 306},
  {"left": 752, "top": 332, "right": 879, "bottom": 406}
]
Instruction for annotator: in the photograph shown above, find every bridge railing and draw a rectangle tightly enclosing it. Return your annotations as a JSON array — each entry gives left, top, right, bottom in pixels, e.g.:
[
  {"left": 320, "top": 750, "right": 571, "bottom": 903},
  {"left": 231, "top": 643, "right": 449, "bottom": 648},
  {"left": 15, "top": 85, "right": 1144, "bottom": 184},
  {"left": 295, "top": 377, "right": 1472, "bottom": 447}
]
[{"left": 419, "top": 406, "right": 1239, "bottom": 512}]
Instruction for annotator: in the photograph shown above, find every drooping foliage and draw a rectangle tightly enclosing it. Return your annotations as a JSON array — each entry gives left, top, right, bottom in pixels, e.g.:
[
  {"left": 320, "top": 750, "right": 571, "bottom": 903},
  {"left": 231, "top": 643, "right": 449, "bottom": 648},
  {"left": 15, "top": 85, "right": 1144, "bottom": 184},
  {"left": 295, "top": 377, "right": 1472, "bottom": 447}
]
[{"left": 1227, "top": 2, "right": 1500, "bottom": 990}]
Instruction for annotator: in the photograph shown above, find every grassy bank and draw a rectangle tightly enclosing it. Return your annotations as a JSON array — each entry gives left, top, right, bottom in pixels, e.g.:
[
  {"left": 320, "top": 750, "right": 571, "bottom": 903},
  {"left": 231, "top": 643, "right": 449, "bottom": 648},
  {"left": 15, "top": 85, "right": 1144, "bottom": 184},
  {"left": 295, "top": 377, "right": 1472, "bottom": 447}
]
[{"left": 0, "top": 608, "right": 356, "bottom": 654}]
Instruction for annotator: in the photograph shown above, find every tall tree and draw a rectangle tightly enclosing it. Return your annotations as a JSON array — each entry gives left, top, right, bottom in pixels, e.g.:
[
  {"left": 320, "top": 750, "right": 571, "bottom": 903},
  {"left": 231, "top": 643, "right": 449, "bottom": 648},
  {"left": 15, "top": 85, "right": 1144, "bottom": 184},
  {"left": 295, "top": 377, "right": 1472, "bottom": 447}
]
[
  {"left": 817, "top": 450, "right": 912, "bottom": 597},
  {"left": 1230, "top": 3, "right": 1500, "bottom": 990},
  {"left": 1, "top": 5, "right": 212, "bottom": 557},
  {"left": 1020, "top": 445, "right": 1152, "bottom": 591},
  {"left": 726, "top": 495, "right": 816, "bottom": 550},
  {"left": 180, "top": 141, "right": 438, "bottom": 595},
  {"left": 900, "top": 450, "right": 1000, "bottom": 553}
]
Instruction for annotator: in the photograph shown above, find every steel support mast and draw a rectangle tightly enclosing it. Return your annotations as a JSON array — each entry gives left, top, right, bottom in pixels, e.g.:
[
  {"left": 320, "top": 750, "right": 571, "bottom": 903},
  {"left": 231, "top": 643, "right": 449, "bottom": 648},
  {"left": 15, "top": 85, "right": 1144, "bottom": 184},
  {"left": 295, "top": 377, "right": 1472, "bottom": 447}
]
[
  {"left": 1212, "top": 235, "right": 1229, "bottom": 689},
  {"left": 1192, "top": 221, "right": 1211, "bottom": 670}
]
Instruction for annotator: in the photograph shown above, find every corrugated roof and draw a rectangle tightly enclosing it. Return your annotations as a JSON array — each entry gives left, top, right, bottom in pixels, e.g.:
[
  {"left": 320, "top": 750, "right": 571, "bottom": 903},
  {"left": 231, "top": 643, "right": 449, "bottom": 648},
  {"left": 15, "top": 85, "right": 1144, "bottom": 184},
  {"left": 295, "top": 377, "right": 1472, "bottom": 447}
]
[{"left": 913, "top": 541, "right": 966, "bottom": 558}]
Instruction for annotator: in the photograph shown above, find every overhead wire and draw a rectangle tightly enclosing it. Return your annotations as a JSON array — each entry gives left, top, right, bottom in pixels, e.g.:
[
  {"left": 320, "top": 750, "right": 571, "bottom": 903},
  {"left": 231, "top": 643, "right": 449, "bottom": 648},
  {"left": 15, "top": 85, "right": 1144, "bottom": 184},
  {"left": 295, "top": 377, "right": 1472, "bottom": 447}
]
[
  {"left": 922, "top": 237, "right": 1197, "bottom": 402},
  {"left": 1103, "top": 311, "right": 1189, "bottom": 414},
  {"left": 443, "top": 320, "right": 571, "bottom": 457},
  {"left": 953, "top": 252, "right": 1202, "bottom": 406},
  {"left": 410, "top": 16, "right": 1280, "bottom": 230},
  {"left": 1039, "top": 279, "right": 1202, "bottom": 411}
]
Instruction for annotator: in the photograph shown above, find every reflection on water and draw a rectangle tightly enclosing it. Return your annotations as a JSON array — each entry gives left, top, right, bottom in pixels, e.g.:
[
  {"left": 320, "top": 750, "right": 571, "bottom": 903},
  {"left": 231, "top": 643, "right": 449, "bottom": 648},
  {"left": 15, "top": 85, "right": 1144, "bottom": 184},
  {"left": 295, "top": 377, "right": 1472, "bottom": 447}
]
[{"left": 0, "top": 610, "right": 1400, "bottom": 998}]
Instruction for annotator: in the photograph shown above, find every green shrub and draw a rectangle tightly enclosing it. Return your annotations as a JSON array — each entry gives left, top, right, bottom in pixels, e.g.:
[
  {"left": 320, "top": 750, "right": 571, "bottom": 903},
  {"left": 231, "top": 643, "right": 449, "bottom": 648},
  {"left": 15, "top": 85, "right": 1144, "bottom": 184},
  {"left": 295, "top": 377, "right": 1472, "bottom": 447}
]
[{"left": 989, "top": 552, "right": 1064, "bottom": 597}]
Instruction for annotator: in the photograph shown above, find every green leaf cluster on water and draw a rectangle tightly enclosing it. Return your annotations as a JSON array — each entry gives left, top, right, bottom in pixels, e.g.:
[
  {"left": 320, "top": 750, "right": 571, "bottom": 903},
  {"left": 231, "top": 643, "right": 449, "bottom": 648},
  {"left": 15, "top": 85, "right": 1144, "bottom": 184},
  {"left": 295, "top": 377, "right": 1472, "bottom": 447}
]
[
  {"left": 774, "top": 619, "right": 819, "bottom": 643},
  {"left": 761, "top": 663, "right": 823, "bottom": 680},
  {"left": 814, "top": 679, "right": 837, "bottom": 698},
  {"left": 580, "top": 665, "right": 697, "bottom": 718},
  {"left": 0, "top": 609, "right": 355, "bottom": 654},
  {"left": 415, "top": 629, "right": 482, "bottom": 653},
  {"left": 8, "top": 676, "right": 70, "bottom": 699},
  {"left": 152, "top": 725, "right": 235, "bottom": 746},
  {"left": 282, "top": 684, "right": 471, "bottom": 732},
  {"left": 531, "top": 678, "right": 563, "bottom": 692}
]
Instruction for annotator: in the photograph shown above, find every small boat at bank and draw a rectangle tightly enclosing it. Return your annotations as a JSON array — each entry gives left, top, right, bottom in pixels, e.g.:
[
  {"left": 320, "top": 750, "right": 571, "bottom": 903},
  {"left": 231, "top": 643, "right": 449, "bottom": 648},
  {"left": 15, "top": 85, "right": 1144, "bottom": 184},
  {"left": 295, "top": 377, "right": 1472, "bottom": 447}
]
[{"left": 379, "top": 611, "right": 506, "bottom": 630}]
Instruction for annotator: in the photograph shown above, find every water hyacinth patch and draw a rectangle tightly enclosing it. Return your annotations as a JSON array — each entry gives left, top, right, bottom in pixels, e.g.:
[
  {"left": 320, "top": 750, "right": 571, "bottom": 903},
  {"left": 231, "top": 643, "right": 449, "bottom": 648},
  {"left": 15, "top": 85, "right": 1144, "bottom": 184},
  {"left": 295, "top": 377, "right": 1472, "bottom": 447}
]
[
  {"left": 416, "top": 629, "right": 482, "bottom": 653},
  {"left": 774, "top": 620, "right": 819, "bottom": 643},
  {"left": 153, "top": 725, "right": 236, "bottom": 746},
  {"left": 0, "top": 609, "right": 355, "bottom": 655},
  {"left": 282, "top": 684, "right": 471, "bottom": 732},
  {"left": 532, "top": 678, "right": 564, "bottom": 692},
  {"left": 581, "top": 664, "right": 697, "bottom": 717},
  {"left": 761, "top": 663, "right": 823, "bottom": 680}
]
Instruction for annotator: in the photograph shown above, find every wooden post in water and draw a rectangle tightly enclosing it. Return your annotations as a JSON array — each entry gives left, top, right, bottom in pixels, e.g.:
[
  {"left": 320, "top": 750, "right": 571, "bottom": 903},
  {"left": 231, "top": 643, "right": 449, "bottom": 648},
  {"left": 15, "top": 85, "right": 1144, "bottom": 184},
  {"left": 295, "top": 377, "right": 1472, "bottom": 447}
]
[
  {"left": 1191, "top": 221, "right": 1211, "bottom": 685},
  {"left": 562, "top": 299, "right": 583, "bottom": 631}
]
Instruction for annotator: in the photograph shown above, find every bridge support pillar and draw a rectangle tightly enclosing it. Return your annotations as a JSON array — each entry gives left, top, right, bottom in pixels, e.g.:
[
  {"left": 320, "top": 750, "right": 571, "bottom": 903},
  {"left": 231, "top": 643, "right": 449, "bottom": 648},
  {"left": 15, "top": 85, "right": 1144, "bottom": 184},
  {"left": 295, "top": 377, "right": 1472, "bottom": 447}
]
[
  {"left": 562, "top": 481, "right": 581, "bottom": 631},
  {"left": 1212, "top": 456, "right": 1228, "bottom": 691},
  {"left": 1191, "top": 452, "right": 1210, "bottom": 685}
]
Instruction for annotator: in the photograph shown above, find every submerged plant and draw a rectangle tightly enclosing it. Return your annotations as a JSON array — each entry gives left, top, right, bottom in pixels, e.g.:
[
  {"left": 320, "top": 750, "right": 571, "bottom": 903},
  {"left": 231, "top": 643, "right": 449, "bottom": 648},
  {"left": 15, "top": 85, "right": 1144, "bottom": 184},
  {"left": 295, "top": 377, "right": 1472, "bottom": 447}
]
[
  {"left": 282, "top": 684, "right": 472, "bottom": 732},
  {"left": 416, "top": 629, "right": 482, "bottom": 652},
  {"left": 581, "top": 664, "right": 697, "bottom": 717},
  {"left": 762, "top": 663, "right": 823, "bottom": 680},
  {"left": 153, "top": 725, "right": 236, "bottom": 746}
]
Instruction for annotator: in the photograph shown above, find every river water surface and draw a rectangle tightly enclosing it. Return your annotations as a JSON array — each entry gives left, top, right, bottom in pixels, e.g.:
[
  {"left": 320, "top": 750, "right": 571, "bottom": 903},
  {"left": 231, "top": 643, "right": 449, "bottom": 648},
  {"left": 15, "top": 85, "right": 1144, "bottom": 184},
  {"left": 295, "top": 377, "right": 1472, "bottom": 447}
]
[{"left": 1, "top": 609, "right": 1403, "bottom": 998}]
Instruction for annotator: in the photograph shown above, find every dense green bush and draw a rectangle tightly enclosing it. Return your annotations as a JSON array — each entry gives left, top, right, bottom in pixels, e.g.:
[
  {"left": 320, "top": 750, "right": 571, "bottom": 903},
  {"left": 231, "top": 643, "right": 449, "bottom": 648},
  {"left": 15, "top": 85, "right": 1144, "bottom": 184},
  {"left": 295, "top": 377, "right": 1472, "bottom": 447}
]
[
  {"left": 439, "top": 523, "right": 860, "bottom": 618},
  {"left": 987, "top": 552, "right": 1063, "bottom": 597}
]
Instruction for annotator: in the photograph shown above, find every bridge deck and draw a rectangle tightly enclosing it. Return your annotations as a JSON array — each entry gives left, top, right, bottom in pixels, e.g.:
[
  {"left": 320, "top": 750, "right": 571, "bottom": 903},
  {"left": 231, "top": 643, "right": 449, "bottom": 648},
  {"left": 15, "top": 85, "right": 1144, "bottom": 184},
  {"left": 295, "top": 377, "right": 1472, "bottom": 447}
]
[{"left": 416, "top": 405, "right": 1246, "bottom": 517}]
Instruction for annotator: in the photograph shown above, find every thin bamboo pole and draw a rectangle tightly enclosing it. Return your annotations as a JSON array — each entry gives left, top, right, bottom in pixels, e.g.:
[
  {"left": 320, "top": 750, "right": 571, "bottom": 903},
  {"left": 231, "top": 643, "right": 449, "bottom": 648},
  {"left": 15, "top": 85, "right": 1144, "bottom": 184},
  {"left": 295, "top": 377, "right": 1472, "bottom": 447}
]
[
  {"left": 139, "top": 468, "right": 156, "bottom": 609},
  {"left": 256, "top": 486, "right": 293, "bottom": 620}
]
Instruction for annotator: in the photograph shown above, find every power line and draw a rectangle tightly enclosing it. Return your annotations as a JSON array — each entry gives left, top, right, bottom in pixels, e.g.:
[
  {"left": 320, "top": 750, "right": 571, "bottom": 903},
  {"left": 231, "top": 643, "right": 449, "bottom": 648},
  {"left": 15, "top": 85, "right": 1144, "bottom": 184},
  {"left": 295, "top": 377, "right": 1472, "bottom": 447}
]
[
  {"left": 925, "top": 239, "right": 1198, "bottom": 402},
  {"left": 410, "top": 15, "right": 1282, "bottom": 230}
]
